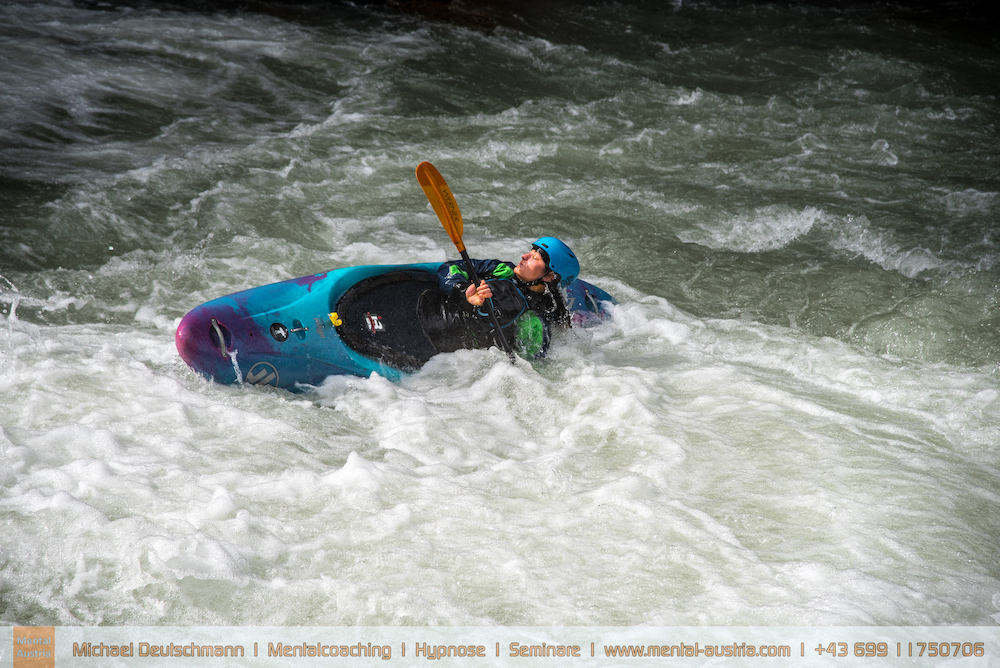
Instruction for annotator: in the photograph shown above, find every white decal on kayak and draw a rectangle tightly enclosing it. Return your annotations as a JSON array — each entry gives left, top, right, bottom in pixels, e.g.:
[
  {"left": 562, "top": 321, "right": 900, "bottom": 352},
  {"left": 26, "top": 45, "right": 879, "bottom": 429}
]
[
  {"left": 245, "top": 361, "right": 279, "bottom": 387},
  {"left": 365, "top": 313, "right": 384, "bottom": 334}
]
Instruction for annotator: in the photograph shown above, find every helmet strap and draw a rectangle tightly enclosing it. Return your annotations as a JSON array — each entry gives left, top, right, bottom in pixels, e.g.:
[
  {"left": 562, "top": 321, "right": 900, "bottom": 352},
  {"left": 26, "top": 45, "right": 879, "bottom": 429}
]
[
  {"left": 516, "top": 276, "right": 546, "bottom": 289},
  {"left": 516, "top": 272, "right": 557, "bottom": 291}
]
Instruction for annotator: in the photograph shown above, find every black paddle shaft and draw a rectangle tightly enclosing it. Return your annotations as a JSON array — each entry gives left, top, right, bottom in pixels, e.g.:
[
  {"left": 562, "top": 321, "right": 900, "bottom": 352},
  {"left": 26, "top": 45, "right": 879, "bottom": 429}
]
[{"left": 459, "top": 249, "right": 516, "bottom": 362}]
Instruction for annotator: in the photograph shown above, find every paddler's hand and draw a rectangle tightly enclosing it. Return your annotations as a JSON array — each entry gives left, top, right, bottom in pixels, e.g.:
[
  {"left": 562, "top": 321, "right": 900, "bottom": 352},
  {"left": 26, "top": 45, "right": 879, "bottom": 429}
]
[{"left": 465, "top": 280, "right": 493, "bottom": 307}]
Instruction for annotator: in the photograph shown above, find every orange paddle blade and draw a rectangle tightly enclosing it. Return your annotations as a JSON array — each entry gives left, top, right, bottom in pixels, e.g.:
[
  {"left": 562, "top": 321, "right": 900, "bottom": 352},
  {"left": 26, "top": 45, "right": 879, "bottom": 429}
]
[{"left": 416, "top": 161, "right": 465, "bottom": 252}]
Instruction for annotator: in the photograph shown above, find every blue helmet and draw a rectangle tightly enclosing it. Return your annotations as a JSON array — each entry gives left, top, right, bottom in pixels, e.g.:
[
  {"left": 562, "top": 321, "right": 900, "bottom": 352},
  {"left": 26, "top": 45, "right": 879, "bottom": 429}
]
[{"left": 532, "top": 236, "right": 579, "bottom": 287}]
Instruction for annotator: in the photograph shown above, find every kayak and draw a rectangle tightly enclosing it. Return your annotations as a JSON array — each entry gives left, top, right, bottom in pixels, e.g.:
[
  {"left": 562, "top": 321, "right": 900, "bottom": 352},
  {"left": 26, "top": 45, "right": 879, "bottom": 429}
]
[{"left": 175, "top": 262, "right": 615, "bottom": 390}]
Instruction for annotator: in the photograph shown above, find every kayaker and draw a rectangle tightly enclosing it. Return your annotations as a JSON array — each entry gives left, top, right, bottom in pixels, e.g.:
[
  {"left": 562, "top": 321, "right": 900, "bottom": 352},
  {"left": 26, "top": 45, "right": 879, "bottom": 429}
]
[{"left": 418, "top": 237, "right": 580, "bottom": 358}]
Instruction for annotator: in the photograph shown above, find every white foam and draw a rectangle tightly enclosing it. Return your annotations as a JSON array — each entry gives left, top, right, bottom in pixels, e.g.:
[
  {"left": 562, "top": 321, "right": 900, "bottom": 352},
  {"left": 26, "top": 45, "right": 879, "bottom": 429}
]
[
  {"left": 676, "top": 205, "right": 821, "bottom": 252},
  {"left": 822, "top": 214, "right": 959, "bottom": 278}
]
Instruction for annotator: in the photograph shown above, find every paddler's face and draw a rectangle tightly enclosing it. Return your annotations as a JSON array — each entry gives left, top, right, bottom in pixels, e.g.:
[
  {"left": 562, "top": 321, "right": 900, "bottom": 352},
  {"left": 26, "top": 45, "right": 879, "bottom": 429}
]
[{"left": 514, "top": 248, "right": 553, "bottom": 283}]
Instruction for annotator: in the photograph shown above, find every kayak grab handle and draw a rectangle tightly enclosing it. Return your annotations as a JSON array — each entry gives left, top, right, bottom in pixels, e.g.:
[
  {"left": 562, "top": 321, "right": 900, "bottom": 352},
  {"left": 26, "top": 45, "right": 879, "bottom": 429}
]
[{"left": 209, "top": 318, "right": 231, "bottom": 357}]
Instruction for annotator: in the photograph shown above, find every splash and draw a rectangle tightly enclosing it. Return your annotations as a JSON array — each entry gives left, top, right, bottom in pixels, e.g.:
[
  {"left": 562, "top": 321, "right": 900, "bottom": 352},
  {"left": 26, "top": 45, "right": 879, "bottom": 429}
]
[
  {"left": 229, "top": 349, "right": 243, "bottom": 385},
  {"left": 1, "top": 274, "right": 20, "bottom": 325}
]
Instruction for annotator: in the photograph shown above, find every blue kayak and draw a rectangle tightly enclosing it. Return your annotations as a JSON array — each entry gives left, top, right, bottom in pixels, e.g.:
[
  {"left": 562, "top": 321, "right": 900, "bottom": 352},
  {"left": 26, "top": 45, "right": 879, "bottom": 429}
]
[{"left": 175, "top": 262, "right": 616, "bottom": 390}]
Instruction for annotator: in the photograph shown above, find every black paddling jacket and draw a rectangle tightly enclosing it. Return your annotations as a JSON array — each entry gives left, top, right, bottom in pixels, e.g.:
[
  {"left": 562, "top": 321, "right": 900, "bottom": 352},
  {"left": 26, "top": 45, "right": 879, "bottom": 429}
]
[{"left": 415, "top": 259, "right": 555, "bottom": 358}]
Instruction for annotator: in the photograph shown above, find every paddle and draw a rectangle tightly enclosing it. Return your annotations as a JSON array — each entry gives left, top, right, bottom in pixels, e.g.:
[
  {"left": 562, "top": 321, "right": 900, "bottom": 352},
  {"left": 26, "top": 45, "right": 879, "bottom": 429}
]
[{"left": 415, "top": 161, "right": 517, "bottom": 364}]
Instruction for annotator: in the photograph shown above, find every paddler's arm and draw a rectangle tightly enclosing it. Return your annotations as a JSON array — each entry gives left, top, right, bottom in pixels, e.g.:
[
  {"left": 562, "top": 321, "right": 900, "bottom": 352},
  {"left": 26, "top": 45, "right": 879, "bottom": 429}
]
[
  {"left": 468, "top": 278, "right": 527, "bottom": 328},
  {"left": 438, "top": 259, "right": 511, "bottom": 299}
]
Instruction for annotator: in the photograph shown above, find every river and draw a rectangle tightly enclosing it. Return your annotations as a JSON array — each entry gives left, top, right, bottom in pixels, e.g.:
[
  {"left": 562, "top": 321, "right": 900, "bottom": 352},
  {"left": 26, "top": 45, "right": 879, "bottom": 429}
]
[{"left": 1, "top": 0, "right": 998, "bottom": 626}]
